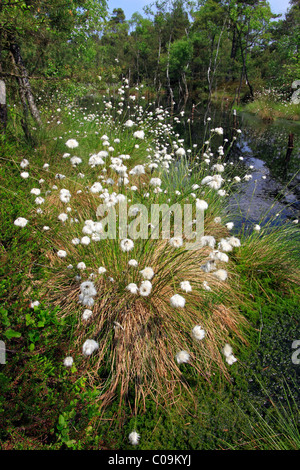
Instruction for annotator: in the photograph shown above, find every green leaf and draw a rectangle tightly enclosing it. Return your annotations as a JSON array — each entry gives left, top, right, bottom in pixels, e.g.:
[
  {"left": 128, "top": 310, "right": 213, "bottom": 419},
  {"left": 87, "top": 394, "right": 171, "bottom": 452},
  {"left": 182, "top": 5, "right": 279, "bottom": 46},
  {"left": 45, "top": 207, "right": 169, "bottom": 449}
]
[
  {"left": 58, "top": 415, "right": 66, "bottom": 427},
  {"left": 4, "top": 329, "right": 21, "bottom": 339}
]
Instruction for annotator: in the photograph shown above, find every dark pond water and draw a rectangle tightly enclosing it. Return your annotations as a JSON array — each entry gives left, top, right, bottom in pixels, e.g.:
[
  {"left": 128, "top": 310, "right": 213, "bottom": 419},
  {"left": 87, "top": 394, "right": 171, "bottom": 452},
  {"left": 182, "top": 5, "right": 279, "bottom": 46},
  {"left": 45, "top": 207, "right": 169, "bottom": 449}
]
[{"left": 177, "top": 106, "right": 300, "bottom": 227}]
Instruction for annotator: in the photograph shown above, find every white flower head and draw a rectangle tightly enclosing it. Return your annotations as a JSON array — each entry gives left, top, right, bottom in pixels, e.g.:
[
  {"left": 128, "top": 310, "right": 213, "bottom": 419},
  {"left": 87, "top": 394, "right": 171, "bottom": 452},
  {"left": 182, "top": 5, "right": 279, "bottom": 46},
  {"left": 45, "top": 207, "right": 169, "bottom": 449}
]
[
  {"left": 80, "top": 281, "right": 97, "bottom": 297},
  {"left": 82, "top": 309, "right": 93, "bottom": 321},
  {"left": 120, "top": 238, "right": 134, "bottom": 252},
  {"left": 213, "top": 269, "right": 228, "bottom": 281},
  {"left": 66, "top": 139, "right": 79, "bottom": 149},
  {"left": 139, "top": 280, "right": 152, "bottom": 297},
  {"left": 14, "top": 217, "right": 28, "bottom": 228},
  {"left": 58, "top": 213, "right": 68, "bottom": 222},
  {"left": 128, "top": 259, "right": 138, "bottom": 267},
  {"left": 77, "top": 262, "right": 86, "bottom": 270},
  {"left": 140, "top": 267, "right": 154, "bottom": 280},
  {"left": 149, "top": 177, "right": 162, "bottom": 187},
  {"left": 196, "top": 199, "right": 208, "bottom": 211},
  {"left": 175, "top": 350, "right": 190, "bottom": 364},
  {"left": 128, "top": 431, "right": 140, "bottom": 446},
  {"left": 60, "top": 188, "right": 71, "bottom": 203},
  {"left": 82, "top": 339, "right": 99, "bottom": 356},
  {"left": 169, "top": 237, "right": 183, "bottom": 248},
  {"left": 170, "top": 294, "right": 186, "bottom": 308},
  {"left": 180, "top": 281, "right": 192, "bottom": 293},
  {"left": 222, "top": 343, "right": 237, "bottom": 365},
  {"left": 57, "top": 250, "right": 67, "bottom": 258},
  {"left": 126, "top": 283, "right": 139, "bottom": 294},
  {"left": 63, "top": 356, "right": 74, "bottom": 367},
  {"left": 191, "top": 325, "right": 205, "bottom": 341},
  {"left": 133, "top": 130, "right": 145, "bottom": 139}
]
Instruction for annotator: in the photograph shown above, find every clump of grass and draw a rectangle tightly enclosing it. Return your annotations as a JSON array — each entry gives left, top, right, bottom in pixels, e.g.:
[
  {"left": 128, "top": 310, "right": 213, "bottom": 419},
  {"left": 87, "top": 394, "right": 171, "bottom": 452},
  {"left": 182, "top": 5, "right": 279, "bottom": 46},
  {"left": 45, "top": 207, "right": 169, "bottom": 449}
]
[{"left": 3, "top": 82, "right": 254, "bottom": 414}]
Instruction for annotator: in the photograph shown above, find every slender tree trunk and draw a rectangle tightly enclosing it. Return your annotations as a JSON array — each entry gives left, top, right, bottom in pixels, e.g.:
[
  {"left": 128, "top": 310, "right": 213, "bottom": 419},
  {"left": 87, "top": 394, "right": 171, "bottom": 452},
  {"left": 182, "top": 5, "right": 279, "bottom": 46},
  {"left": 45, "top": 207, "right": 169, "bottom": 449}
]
[
  {"left": 0, "top": 35, "right": 7, "bottom": 132},
  {"left": 0, "top": 79, "right": 7, "bottom": 132},
  {"left": 166, "top": 34, "right": 174, "bottom": 117},
  {"left": 9, "top": 41, "right": 42, "bottom": 125},
  {"left": 154, "top": 34, "right": 162, "bottom": 106},
  {"left": 182, "top": 71, "right": 189, "bottom": 109},
  {"left": 236, "top": 26, "right": 254, "bottom": 102}
]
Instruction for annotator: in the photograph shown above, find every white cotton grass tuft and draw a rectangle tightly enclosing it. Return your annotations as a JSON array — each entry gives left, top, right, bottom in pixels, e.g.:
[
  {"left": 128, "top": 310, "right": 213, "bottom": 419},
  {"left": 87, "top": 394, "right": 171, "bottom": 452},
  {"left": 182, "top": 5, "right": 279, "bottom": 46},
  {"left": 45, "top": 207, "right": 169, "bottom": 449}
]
[
  {"left": 169, "top": 237, "right": 183, "bottom": 248},
  {"left": 212, "top": 269, "right": 228, "bottom": 281},
  {"left": 98, "top": 267, "right": 106, "bottom": 274},
  {"left": 218, "top": 239, "right": 233, "bottom": 252},
  {"left": 196, "top": 199, "right": 208, "bottom": 211},
  {"left": 140, "top": 267, "right": 154, "bottom": 280},
  {"left": 253, "top": 224, "right": 261, "bottom": 232},
  {"left": 58, "top": 213, "right": 68, "bottom": 222},
  {"left": 170, "top": 294, "right": 186, "bottom": 308},
  {"left": 210, "top": 250, "right": 229, "bottom": 263},
  {"left": 191, "top": 325, "right": 205, "bottom": 341},
  {"left": 120, "top": 238, "right": 134, "bottom": 252},
  {"left": 82, "top": 339, "right": 99, "bottom": 356},
  {"left": 128, "top": 259, "right": 138, "bottom": 267},
  {"left": 227, "top": 236, "right": 241, "bottom": 248},
  {"left": 80, "top": 281, "right": 97, "bottom": 298},
  {"left": 65, "top": 138, "right": 79, "bottom": 149},
  {"left": 14, "top": 217, "right": 28, "bottom": 227},
  {"left": 126, "top": 283, "right": 139, "bottom": 294},
  {"left": 175, "top": 350, "right": 190, "bottom": 364},
  {"left": 180, "top": 281, "right": 192, "bottom": 293},
  {"left": 133, "top": 130, "right": 145, "bottom": 139},
  {"left": 139, "top": 280, "right": 152, "bottom": 297},
  {"left": 63, "top": 356, "right": 73, "bottom": 367},
  {"left": 128, "top": 431, "right": 140, "bottom": 446},
  {"left": 60, "top": 188, "right": 71, "bottom": 203},
  {"left": 222, "top": 343, "right": 237, "bottom": 365},
  {"left": 57, "top": 250, "right": 67, "bottom": 258},
  {"left": 82, "top": 309, "right": 93, "bottom": 321},
  {"left": 77, "top": 262, "right": 86, "bottom": 270},
  {"left": 203, "top": 281, "right": 211, "bottom": 291},
  {"left": 149, "top": 177, "right": 162, "bottom": 187}
]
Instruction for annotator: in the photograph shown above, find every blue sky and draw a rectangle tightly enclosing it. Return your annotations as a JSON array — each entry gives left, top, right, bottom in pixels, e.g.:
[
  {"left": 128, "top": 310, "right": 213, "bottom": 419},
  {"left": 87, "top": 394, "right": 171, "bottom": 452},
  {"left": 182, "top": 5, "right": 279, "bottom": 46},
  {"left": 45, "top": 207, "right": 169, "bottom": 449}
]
[{"left": 107, "top": 0, "right": 291, "bottom": 20}]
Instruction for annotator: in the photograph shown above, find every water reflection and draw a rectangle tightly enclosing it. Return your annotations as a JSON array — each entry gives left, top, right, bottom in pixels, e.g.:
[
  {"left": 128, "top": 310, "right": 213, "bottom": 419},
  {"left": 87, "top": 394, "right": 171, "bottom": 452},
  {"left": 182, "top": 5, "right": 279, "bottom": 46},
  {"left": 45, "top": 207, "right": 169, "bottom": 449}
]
[{"left": 179, "top": 107, "right": 300, "bottom": 226}]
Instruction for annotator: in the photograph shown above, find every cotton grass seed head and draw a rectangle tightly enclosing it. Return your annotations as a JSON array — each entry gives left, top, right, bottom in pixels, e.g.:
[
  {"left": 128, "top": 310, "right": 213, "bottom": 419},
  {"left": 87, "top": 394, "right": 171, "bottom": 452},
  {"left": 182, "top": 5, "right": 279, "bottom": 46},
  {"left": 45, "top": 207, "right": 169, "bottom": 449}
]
[
  {"left": 180, "top": 281, "right": 192, "bottom": 293},
  {"left": 120, "top": 238, "right": 134, "bottom": 252},
  {"left": 139, "top": 280, "right": 152, "bottom": 297},
  {"left": 170, "top": 294, "right": 186, "bottom": 308},
  {"left": 14, "top": 217, "right": 28, "bottom": 227},
  {"left": 126, "top": 283, "right": 139, "bottom": 294},
  {"left": 175, "top": 350, "right": 190, "bottom": 364},
  {"left": 191, "top": 325, "right": 205, "bottom": 341},
  {"left": 140, "top": 267, "right": 154, "bottom": 280},
  {"left": 128, "top": 431, "right": 140, "bottom": 446},
  {"left": 63, "top": 356, "right": 73, "bottom": 367},
  {"left": 57, "top": 250, "right": 67, "bottom": 258},
  {"left": 169, "top": 237, "right": 183, "bottom": 248},
  {"left": 80, "top": 281, "right": 97, "bottom": 297},
  {"left": 82, "top": 309, "right": 93, "bottom": 321},
  {"left": 82, "top": 339, "right": 99, "bottom": 356},
  {"left": 65, "top": 139, "right": 79, "bottom": 149}
]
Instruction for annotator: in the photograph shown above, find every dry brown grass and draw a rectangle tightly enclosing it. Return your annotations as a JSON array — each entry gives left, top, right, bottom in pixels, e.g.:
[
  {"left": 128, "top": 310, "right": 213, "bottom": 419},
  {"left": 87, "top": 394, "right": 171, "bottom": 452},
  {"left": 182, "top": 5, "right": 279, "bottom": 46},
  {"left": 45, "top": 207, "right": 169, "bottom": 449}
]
[{"left": 43, "top": 234, "right": 249, "bottom": 412}]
